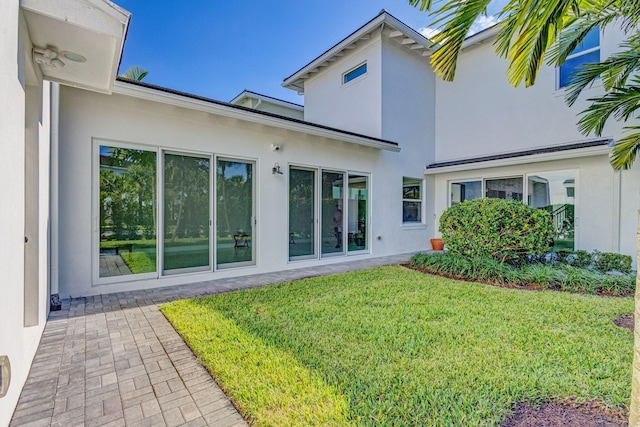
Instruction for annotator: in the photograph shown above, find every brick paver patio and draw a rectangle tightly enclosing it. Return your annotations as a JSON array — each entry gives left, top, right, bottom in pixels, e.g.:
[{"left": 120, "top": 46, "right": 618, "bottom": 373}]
[{"left": 10, "top": 253, "right": 414, "bottom": 427}]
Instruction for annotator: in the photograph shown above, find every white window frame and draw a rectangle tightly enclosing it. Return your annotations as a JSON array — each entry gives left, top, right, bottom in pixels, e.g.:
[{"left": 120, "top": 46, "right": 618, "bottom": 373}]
[
  {"left": 92, "top": 138, "right": 160, "bottom": 286},
  {"left": 342, "top": 62, "right": 367, "bottom": 86},
  {"left": 557, "top": 28, "right": 600, "bottom": 89},
  {"left": 402, "top": 177, "right": 424, "bottom": 225}
]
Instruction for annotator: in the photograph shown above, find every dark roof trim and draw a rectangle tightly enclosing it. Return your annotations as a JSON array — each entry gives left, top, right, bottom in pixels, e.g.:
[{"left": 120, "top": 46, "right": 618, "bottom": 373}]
[
  {"left": 426, "top": 139, "right": 611, "bottom": 169},
  {"left": 232, "top": 89, "right": 304, "bottom": 108},
  {"left": 114, "top": 77, "right": 398, "bottom": 147}
]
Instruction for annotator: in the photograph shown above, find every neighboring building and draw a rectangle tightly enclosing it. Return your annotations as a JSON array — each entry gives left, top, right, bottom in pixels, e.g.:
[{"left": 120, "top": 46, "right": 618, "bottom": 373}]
[
  {"left": 1, "top": 1, "right": 638, "bottom": 424},
  {"left": 230, "top": 90, "right": 304, "bottom": 119}
]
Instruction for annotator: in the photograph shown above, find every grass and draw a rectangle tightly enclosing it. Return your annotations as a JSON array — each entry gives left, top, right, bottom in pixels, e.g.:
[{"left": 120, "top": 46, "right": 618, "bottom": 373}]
[{"left": 161, "top": 266, "right": 633, "bottom": 427}]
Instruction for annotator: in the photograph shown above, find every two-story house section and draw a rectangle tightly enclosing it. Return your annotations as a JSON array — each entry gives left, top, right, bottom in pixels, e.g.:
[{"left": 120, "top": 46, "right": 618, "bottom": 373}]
[
  {"left": 428, "top": 24, "right": 639, "bottom": 257},
  {"left": 1, "top": 4, "right": 638, "bottom": 422}
]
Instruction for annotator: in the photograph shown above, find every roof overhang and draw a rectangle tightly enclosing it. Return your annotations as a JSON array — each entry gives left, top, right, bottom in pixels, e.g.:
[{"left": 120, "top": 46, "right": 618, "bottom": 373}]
[
  {"left": 112, "top": 79, "right": 401, "bottom": 152},
  {"left": 424, "top": 139, "right": 612, "bottom": 175},
  {"left": 282, "top": 11, "right": 434, "bottom": 93},
  {"left": 20, "top": 0, "right": 130, "bottom": 94},
  {"left": 230, "top": 90, "right": 304, "bottom": 111}
]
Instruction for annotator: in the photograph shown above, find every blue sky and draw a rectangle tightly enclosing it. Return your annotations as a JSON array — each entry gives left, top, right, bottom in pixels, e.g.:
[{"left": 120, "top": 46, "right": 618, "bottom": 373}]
[{"left": 116, "top": 1, "right": 505, "bottom": 105}]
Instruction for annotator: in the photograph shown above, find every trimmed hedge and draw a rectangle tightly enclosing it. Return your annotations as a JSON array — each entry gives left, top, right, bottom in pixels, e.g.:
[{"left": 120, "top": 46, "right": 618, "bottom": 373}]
[{"left": 439, "top": 198, "right": 554, "bottom": 264}]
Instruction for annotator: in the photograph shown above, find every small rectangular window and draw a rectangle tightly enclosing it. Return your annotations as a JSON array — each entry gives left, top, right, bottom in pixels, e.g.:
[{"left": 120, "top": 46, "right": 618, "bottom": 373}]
[
  {"left": 558, "top": 27, "right": 600, "bottom": 88},
  {"left": 403, "top": 177, "right": 422, "bottom": 223},
  {"left": 343, "top": 63, "right": 367, "bottom": 84}
]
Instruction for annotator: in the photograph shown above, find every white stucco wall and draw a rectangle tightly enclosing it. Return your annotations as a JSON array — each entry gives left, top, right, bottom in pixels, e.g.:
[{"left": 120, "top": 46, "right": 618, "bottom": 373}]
[
  {"left": 0, "top": 5, "right": 50, "bottom": 424},
  {"left": 58, "top": 84, "right": 432, "bottom": 297},
  {"left": 434, "top": 26, "right": 628, "bottom": 162},
  {"left": 381, "top": 38, "right": 435, "bottom": 164},
  {"left": 430, "top": 155, "right": 637, "bottom": 258},
  {"left": 303, "top": 35, "right": 383, "bottom": 139}
]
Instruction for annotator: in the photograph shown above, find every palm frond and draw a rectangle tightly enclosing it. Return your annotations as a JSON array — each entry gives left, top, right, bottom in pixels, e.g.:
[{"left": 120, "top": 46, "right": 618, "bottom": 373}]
[
  {"left": 610, "top": 127, "right": 640, "bottom": 170},
  {"left": 577, "top": 77, "right": 640, "bottom": 135},
  {"left": 420, "top": 0, "right": 495, "bottom": 81},
  {"left": 564, "top": 44, "right": 640, "bottom": 105},
  {"left": 120, "top": 65, "right": 149, "bottom": 81}
]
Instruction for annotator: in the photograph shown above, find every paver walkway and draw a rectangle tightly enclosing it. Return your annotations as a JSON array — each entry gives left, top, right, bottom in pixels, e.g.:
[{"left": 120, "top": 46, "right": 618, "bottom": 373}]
[{"left": 10, "top": 253, "right": 414, "bottom": 427}]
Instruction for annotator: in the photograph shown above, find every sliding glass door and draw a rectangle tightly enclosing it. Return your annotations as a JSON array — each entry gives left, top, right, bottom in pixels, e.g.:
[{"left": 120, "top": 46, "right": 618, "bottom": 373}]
[
  {"left": 216, "top": 158, "right": 255, "bottom": 267},
  {"left": 321, "top": 171, "right": 345, "bottom": 256},
  {"left": 348, "top": 174, "right": 368, "bottom": 252},
  {"left": 99, "top": 145, "right": 157, "bottom": 278},
  {"left": 289, "top": 167, "right": 316, "bottom": 260},
  {"left": 163, "top": 153, "right": 211, "bottom": 274},
  {"left": 527, "top": 171, "right": 576, "bottom": 250}
]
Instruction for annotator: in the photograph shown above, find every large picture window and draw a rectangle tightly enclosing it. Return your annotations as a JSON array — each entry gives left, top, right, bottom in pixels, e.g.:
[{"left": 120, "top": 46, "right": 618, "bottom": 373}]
[
  {"left": 96, "top": 143, "right": 258, "bottom": 283},
  {"left": 447, "top": 171, "right": 576, "bottom": 251}
]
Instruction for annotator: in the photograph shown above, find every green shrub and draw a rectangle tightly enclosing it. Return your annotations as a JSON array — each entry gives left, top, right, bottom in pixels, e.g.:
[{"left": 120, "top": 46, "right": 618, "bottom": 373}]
[
  {"left": 439, "top": 198, "right": 554, "bottom": 264},
  {"left": 593, "top": 251, "right": 633, "bottom": 274},
  {"left": 566, "top": 250, "right": 593, "bottom": 268},
  {"left": 410, "top": 252, "right": 520, "bottom": 285},
  {"left": 410, "top": 252, "right": 635, "bottom": 296},
  {"left": 521, "top": 264, "right": 564, "bottom": 288}
]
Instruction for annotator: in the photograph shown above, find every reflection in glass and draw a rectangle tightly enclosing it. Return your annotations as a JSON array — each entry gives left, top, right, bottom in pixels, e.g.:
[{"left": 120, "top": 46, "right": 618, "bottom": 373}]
[
  {"left": 528, "top": 171, "right": 575, "bottom": 251},
  {"left": 216, "top": 159, "right": 254, "bottom": 266},
  {"left": 451, "top": 181, "right": 482, "bottom": 205},
  {"left": 99, "top": 146, "right": 157, "bottom": 277},
  {"left": 163, "top": 153, "right": 210, "bottom": 272},
  {"left": 348, "top": 175, "right": 368, "bottom": 251},
  {"left": 322, "top": 171, "right": 344, "bottom": 256},
  {"left": 289, "top": 168, "right": 316, "bottom": 260},
  {"left": 402, "top": 178, "right": 422, "bottom": 223},
  {"left": 485, "top": 177, "right": 523, "bottom": 201}
]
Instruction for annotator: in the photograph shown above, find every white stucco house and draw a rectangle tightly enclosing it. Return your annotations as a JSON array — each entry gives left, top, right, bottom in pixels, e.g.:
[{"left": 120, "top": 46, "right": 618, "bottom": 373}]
[{"left": 1, "top": 0, "right": 638, "bottom": 423}]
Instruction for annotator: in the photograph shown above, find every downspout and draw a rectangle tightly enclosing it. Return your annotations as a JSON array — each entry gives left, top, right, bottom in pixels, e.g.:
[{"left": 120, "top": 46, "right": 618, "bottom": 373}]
[
  {"left": 49, "top": 83, "right": 60, "bottom": 310},
  {"left": 612, "top": 169, "right": 621, "bottom": 253}
]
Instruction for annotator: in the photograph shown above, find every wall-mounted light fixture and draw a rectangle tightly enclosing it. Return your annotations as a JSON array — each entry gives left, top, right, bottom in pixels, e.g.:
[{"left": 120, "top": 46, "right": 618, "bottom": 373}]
[
  {"left": 33, "top": 46, "right": 65, "bottom": 68},
  {"left": 272, "top": 162, "right": 283, "bottom": 175},
  {"left": 0, "top": 355, "right": 10, "bottom": 398}
]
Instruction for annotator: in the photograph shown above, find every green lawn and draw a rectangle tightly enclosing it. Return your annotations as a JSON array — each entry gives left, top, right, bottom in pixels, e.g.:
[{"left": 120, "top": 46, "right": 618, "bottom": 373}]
[{"left": 161, "top": 266, "right": 633, "bottom": 427}]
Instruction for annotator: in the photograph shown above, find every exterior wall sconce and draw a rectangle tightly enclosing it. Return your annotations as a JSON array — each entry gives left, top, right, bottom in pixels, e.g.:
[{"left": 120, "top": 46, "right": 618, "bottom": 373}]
[
  {"left": 272, "top": 162, "right": 283, "bottom": 175},
  {"left": 0, "top": 355, "right": 10, "bottom": 398}
]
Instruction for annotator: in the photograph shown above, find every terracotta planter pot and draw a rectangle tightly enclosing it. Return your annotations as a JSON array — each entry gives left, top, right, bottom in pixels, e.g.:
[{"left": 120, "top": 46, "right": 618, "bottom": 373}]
[{"left": 430, "top": 238, "right": 444, "bottom": 251}]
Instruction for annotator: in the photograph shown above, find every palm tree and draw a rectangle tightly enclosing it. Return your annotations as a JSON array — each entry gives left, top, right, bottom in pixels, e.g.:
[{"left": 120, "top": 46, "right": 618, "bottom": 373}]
[
  {"left": 119, "top": 65, "right": 149, "bottom": 81},
  {"left": 409, "top": 0, "right": 640, "bottom": 423}
]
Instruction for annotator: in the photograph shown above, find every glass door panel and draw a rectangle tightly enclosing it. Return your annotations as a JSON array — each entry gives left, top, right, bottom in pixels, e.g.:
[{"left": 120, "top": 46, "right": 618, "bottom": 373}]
[
  {"left": 321, "top": 171, "right": 344, "bottom": 256},
  {"left": 450, "top": 180, "right": 482, "bottom": 205},
  {"left": 99, "top": 146, "right": 157, "bottom": 278},
  {"left": 289, "top": 167, "right": 316, "bottom": 260},
  {"left": 348, "top": 174, "right": 368, "bottom": 252},
  {"left": 527, "top": 171, "right": 575, "bottom": 251},
  {"left": 163, "top": 153, "right": 211, "bottom": 273},
  {"left": 216, "top": 159, "right": 255, "bottom": 267},
  {"left": 485, "top": 177, "right": 523, "bottom": 201}
]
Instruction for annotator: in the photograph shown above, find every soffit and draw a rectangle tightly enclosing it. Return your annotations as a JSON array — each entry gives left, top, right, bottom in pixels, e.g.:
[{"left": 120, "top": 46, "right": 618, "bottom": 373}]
[{"left": 20, "top": 0, "right": 129, "bottom": 94}]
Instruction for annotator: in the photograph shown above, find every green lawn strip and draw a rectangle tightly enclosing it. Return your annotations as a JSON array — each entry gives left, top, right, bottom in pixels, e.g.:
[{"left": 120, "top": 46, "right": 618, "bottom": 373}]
[
  {"left": 120, "top": 251, "right": 155, "bottom": 274},
  {"left": 161, "top": 301, "right": 353, "bottom": 427},
  {"left": 161, "top": 265, "right": 633, "bottom": 426}
]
